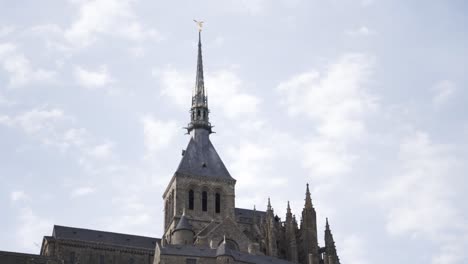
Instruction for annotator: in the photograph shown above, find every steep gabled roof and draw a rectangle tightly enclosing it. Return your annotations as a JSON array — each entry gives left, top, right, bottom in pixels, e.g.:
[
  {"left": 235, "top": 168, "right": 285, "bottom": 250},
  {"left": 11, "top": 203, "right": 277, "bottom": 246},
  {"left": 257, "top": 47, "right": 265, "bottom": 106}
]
[
  {"left": 51, "top": 225, "right": 160, "bottom": 250},
  {"left": 176, "top": 132, "right": 233, "bottom": 180}
]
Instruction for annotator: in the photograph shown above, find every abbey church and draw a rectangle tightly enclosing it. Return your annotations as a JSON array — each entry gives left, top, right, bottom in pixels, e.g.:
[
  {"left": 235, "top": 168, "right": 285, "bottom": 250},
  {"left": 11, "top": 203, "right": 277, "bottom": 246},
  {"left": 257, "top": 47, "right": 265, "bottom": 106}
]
[{"left": 0, "top": 30, "right": 341, "bottom": 264}]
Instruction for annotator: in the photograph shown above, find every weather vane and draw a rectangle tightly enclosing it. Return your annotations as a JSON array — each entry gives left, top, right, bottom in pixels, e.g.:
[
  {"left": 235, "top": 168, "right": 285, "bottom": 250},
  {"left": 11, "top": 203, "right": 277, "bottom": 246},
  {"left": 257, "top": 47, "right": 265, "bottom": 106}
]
[{"left": 193, "top": 19, "right": 204, "bottom": 32}]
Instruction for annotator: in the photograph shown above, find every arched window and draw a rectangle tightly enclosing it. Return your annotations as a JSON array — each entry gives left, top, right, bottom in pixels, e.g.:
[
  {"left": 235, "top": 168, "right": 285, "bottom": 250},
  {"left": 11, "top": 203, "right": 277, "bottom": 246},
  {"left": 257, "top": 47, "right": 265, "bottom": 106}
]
[
  {"left": 215, "top": 193, "right": 221, "bottom": 213},
  {"left": 197, "top": 110, "right": 201, "bottom": 118},
  {"left": 188, "top": 190, "right": 194, "bottom": 210},
  {"left": 202, "top": 191, "right": 207, "bottom": 211}
]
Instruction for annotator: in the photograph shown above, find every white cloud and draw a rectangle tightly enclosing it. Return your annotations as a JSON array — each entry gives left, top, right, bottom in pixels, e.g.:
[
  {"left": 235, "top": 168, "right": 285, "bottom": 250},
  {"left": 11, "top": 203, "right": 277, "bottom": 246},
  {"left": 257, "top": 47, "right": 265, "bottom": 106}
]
[
  {"left": 87, "top": 142, "right": 114, "bottom": 160},
  {"left": 378, "top": 131, "right": 459, "bottom": 238},
  {"left": 141, "top": 116, "right": 178, "bottom": 156},
  {"left": 346, "top": 26, "right": 374, "bottom": 37},
  {"left": 227, "top": 141, "right": 274, "bottom": 186},
  {"left": 74, "top": 65, "right": 115, "bottom": 88},
  {"left": 71, "top": 186, "right": 96, "bottom": 197},
  {"left": 158, "top": 68, "right": 192, "bottom": 107},
  {"left": 159, "top": 68, "right": 260, "bottom": 118},
  {"left": 374, "top": 131, "right": 467, "bottom": 263},
  {"left": 432, "top": 80, "right": 456, "bottom": 107},
  {"left": 10, "top": 191, "right": 28, "bottom": 202},
  {"left": 278, "top": 54, "right": 376, "bottom": 179},
  {"left": 0, "top": 43, "right": 56, "bottom": 87},
  {"left": 65, "top": 0, "right": 162, "bottom": 47},
  {"left": 207, "top": 70, "right": 260, "bottom": 118},
  {"left": 63, "top": 128, "right": 88, "bottom": 147},
  {"left": 15, "top": 108, "right": 66, "bottom": 135},
  {"left": 0, "top": 108, "right": 117, "bottom": 175}
]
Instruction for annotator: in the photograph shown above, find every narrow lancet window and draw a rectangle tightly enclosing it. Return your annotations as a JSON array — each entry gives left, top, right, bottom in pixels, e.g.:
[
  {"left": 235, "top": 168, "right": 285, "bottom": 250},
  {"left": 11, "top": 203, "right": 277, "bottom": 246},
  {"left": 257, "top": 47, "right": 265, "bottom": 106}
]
[
  {"left": 215, "top": 193, "right": 221, "bottom": 213},
  {"left": 189, "top": 190, "right": 194, "bottom": 210},
  {"left": 202, "top": 191, "right": 207, "bottom": 211}
]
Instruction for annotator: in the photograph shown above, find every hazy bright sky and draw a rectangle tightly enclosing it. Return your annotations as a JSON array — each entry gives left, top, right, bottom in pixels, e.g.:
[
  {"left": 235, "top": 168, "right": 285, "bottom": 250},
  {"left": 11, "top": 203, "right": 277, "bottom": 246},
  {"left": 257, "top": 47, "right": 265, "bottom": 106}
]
[{"left": 1, "top": 0, "right": 467, "bottom": 263}]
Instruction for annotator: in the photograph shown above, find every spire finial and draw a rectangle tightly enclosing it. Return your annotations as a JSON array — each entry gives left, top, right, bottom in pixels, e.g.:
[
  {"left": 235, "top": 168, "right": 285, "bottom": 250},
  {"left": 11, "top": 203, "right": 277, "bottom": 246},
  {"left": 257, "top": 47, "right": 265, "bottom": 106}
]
[
  {"left": 287, "top": 201, "right": 291, "bottom": 212},
  {"left": 267, "top": 197, "right": 272, "bottom": 211},
  {"left": 326, "top": 217, "right": 330, "bottom": 230},
  {"left": 183, "top": 207, "right": 186, "bottom": 216},
  {"left": 193, "top": 19, "right": 204, "bottom": 32}
]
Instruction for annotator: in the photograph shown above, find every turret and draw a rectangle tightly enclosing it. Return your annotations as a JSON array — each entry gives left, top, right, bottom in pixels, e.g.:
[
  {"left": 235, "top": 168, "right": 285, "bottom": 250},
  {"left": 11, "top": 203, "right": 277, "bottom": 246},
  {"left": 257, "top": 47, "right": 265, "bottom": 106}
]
[
  {"left": 171, "top": 210, "right": 194, "bottom": 245},
  {"left": 265, "top": 198, "right": 278, "bottom": 257}
]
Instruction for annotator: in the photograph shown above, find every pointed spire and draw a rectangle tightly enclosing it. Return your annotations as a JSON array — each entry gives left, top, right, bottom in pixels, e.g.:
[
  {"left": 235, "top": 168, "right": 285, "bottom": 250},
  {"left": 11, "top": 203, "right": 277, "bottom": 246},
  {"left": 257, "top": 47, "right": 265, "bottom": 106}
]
[
  {"left": 267, "top": 197, "right": 272, "bottom": 211},
  {"left": 194, "top": 31, "right": 205, "bottom": 102},
  {"left": 286, "top": 201, "right": 293, "bottom": 222},
  {"left": 326, "top": 217, "right": 330, "bottom": 231},
  {"left": 305, "top": 183, "right": 313, "bottom": 209},
  {"left": 187, "top": 25, "right": 212, "bottom": 134}
]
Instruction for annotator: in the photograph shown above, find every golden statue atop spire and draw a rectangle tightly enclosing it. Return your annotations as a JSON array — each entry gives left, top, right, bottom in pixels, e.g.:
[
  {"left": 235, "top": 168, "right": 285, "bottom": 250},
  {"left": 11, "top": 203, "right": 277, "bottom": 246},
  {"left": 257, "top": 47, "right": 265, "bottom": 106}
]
[{"left": 193, "top": 19, "right": 204, "bottom": 32}]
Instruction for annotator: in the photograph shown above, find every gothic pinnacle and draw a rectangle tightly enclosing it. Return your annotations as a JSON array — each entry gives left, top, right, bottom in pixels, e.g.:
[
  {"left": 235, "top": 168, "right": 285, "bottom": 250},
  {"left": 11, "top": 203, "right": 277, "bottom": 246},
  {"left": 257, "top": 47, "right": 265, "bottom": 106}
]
[{"left": 305, "top": 183, "right": 313, "bottom": 209}]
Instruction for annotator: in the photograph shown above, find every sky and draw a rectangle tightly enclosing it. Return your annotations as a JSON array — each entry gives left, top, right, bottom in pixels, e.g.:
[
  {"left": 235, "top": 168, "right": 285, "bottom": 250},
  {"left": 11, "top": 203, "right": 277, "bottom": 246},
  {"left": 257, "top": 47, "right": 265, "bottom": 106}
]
[{"left": 0, "top": 0, "right": 467, "bottom": 263}]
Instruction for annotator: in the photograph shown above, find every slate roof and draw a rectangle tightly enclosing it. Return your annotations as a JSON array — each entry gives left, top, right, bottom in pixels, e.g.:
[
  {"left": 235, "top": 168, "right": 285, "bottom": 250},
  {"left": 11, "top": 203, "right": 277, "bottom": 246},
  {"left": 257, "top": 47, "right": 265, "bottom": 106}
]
[
  {"left": 0, "top": 250, "right": 59, "bottom": 264},
  {"left": 159, "top": 244, "right": 295, "bottom": 264},
  {"left": 174, "top": 214, "right": 193, "bottom": 232},
  {"left": 160, "top": 245, "right": 216, "bottom": 257},
  {"left": 235, "top": 208, "right": 266, "bottom": 224},
  {"left": 176, "top": 131, "right": 233, "bottom": 180},
  {"left": 52, "top": 225, "right": 160, "bottom": 250}
]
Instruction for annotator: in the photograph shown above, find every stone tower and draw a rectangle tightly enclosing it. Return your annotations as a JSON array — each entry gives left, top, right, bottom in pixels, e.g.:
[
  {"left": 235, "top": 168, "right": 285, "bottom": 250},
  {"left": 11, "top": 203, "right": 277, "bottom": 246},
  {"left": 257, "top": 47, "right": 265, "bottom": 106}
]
[{"left": 162, "top": 30, "right": 236, "bottom": 245}]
